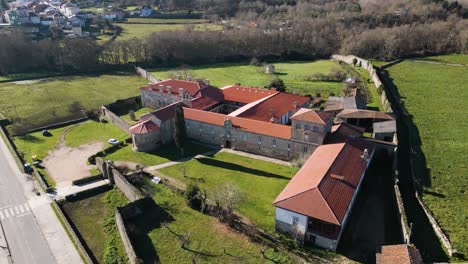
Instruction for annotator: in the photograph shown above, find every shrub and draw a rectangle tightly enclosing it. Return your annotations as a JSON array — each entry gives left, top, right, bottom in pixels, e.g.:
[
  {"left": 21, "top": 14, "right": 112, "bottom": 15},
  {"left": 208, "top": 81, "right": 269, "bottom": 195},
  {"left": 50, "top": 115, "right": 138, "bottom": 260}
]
[
  {"left": 268, "top": 78, "right": 286, "bottom": 92},
  {"left": 185, "top": 183, "right": 202, "bottom": 209}
]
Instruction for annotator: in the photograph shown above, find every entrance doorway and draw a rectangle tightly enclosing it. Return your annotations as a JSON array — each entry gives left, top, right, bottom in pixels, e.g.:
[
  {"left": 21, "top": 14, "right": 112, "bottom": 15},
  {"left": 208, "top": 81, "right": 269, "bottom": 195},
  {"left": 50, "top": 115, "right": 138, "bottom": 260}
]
[{"left": 225, "top": 140, "right": 232, "bottom": 148}]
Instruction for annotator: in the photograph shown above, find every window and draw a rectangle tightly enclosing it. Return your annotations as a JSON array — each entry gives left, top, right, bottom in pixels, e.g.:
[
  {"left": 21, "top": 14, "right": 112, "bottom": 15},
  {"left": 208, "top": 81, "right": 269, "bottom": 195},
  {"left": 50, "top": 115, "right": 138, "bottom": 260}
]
[
  {"left": 287, "top": 143, "right": 290, "bottom": 151},
  {"left": 303, "top": 147, "right": 308, "bottom": 153},
  {"left": 272, "top": 139, "right": 277, "bottom": 147},
  {"left": 258, "top": 136, "right": 262, "bottom": 144},
  {"left": 304, "top": 134, "right": 309, "bottom": 141},
  {"left": 242, "top": 134, "right": 247, "bottom": 141},
  {"left": 304, "top": 124, "right": 311, "bottom": 130},
  {"left": 295, "top": 123, "right": 302, "bottom": 129},
  {"left": 292, "top": 216, "right": 299, "bottom": 224}
]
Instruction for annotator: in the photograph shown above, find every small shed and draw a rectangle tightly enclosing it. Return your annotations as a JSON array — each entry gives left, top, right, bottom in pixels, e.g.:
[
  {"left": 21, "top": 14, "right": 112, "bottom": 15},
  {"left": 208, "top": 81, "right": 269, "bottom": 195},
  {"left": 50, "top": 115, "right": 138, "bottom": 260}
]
[
  {"left": 266, "top": 64, "right": 275, "bottom": 74},
  {"left": 373, "top": 120, "right": 396, "bottom": 142}
]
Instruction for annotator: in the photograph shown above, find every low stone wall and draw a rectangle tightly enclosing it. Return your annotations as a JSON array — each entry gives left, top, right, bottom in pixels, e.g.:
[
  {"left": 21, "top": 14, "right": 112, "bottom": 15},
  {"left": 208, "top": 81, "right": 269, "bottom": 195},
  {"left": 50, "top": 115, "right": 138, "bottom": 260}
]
[
  {"left": 331, "top": 54, "right": 392, "bottom": 113},
  {"left": 415, "top": 192, "right": 456, "bottom": 256},
  {"left": 394, "top": 183, "right": 411, "bottom": 243},
  {"left": 115, "top": 208, "right": 139, "bottom": 264},
  {"left": 135, "top": 66, "right": 159, "bottom": 83},
  {"left": 111, "top": 167, "right": 145, "bottom": 202},
  {"left": 32, "top": 167, "right": 52, "bottom": 193},
  {"left": 101, "top": 106, "right": 131, "bottom": 134},
  {"left": 51, "top": 200, "right": 94, "bottom": 264}
]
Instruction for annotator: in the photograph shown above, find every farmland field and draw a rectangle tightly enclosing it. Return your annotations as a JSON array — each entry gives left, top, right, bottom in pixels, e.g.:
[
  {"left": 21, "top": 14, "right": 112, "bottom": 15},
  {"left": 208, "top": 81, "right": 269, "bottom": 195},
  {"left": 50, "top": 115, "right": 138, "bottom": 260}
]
[
  {"left": 157, "top": 152, "right": 299, "bottom": 232},
  {"left": 0, "top": 72, "right": 146, "bottom": 132},
  {"left": 151, "top": 60, "right": 345, "bottom": 97},
  {"left": 416, "top": 54, "right": 468, "bottom": 65},
  {"left": 386, "top": 57, "right": 468, "bottom": 258}
]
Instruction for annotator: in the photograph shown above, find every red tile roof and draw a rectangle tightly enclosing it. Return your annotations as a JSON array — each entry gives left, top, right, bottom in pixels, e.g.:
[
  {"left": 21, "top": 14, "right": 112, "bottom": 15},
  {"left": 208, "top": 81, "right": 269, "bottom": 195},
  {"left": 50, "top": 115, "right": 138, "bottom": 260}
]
[
  {"left": 234, "top": 93, "right": 310, "bottom": 123},
  {"left": 129, "top": 119, "right": 159, "bottom": 134},
  {"left": 222, "top": 85, "right": 278, "bottom": 104},
  {"left": 376, "top": 244, "right": 423, "bottom": 264},
  {"left": 141, "top": 79, "right": 202, "bottom": 97},
  {"left": 191, "top": 86, "right": 224, "bottom": 110},
  {"left": 274, "top": 138, "right": 374, "bottom": 228},
  {"left": 184, "top": 108, "right": 292, "bottom": 139},
  {"left": 291, "top": 108, "right": 331, "bottom": 124}
]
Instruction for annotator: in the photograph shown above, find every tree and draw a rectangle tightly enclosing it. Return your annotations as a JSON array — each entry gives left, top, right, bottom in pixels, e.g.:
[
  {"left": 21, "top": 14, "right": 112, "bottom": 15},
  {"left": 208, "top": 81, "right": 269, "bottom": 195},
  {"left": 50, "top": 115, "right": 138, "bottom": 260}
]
[
  {"left": 213, "top": 183, "right": 244, "bottom": 214},
  {"left": 173, "top": 103, "right": 187, "bottom": 157},
  {"left": 352, "top": 57, "right": 358, "bottom": 66},
  {"left": 268, "top": 78, "right": 286, "bottom": 92},
  {"left": 185, "top": 183, "right": 202, "bottom": 209}
]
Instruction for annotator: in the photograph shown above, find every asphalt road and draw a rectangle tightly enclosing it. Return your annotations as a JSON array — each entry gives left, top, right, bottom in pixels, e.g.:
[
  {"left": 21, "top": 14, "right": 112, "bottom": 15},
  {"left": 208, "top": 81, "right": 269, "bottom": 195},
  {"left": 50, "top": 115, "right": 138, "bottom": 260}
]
[{"left": 0, "top": 137, "right": 55, "bottom": 264}]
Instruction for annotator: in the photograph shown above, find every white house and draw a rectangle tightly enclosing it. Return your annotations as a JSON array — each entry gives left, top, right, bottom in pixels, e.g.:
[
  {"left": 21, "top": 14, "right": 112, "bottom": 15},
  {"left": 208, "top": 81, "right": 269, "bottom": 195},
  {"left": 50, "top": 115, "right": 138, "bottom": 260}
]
[{"left": 273, "top": 138, "right": 375, "bottom": 250}]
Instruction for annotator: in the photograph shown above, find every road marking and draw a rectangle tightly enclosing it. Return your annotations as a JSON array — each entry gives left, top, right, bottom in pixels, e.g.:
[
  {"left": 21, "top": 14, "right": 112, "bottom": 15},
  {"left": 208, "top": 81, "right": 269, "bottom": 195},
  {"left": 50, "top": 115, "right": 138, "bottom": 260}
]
[
  {"left": 14, "top": 206, "right": 19, "bottom": 214},
  {"left": 0, "top": 203, "right": 31, "bottom": 220},
  {"left": 0, "top": 205, "right": 12, "bottom": 210},
  {"left": 9, "top": 208, "right": 13, "bottom": 216},
  {"left": 4, "top": 210, "right": 9, "bottom": 218},
  {"left": 19, "top": 205, "right": 24, "bottom": 213},
  {"left": 25, "top": 204, "right": 30, "bottom": 212},
  {"left": 15, "top": 212, "right": 31, "bottom": 218}
]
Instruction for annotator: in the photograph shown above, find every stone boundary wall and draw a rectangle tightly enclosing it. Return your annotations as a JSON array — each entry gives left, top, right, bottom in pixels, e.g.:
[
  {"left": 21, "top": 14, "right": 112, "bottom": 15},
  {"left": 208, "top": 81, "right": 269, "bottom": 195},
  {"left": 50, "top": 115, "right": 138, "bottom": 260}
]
[
  {"left": 331, "top": 54, "right": 392, "bottom": 113},
  {"left": 111, "top": 167, "right": 145, "bottom": 202},
  {"left": 115, "top": 208, "right": 139, "bottom": 264},
  {"left": 101, "top": 106, "right": 131, "bottom": 134},
  {"left": 416, "top": 191, "right": 455, "bottom": 256},
  {"left": 135, "top": 67, "right": 159, "bottom": 83},
  {"left": 32, "top": 167, "right": 52, "bottom": 193},
  {"left": 27, "top": 117, "right": 88, "bottom": 135},
  {"left": 51, "top": 200, "right": 94, "bottom": 264},
  {"left": 394, "top": 183, "right": 411, "bottom": 243}
]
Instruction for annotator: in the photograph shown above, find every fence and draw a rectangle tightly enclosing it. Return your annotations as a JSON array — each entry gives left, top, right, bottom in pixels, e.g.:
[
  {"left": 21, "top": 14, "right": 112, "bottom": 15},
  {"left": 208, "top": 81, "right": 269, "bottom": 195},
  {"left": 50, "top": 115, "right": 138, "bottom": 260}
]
[
  {"left": 135, "top": 66, "right": 159, "bottom": 83},
  {"left": 331, "top": 54, "right": 392, "bottom": 112}
]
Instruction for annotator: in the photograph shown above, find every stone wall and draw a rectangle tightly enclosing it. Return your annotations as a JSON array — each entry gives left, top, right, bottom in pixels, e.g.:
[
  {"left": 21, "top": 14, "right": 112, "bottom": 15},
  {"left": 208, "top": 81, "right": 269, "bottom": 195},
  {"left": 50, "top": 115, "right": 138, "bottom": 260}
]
[
  {"left": 115, "top": 208, "right": 139, "bottom": 264},
  {"left": 135, "top": 66, "right": 159, "bottom": 83},
  {"left": 101, "top": 106, "right": 131, "bottom": 134},
  {"left": 331, "top": 54, "right": 392, "bottom": 113},
  {"left": 132, "top": 129, "right": 161, "bottom": 152},
  {"left": 111, "top": 167, "right": 145, "bottom": 202},
  {"left": 52, "top": 200, "right": 94, "bottom": 264},
  {"left": 141, "top": 88, "right": 180, "bottom": 109}
]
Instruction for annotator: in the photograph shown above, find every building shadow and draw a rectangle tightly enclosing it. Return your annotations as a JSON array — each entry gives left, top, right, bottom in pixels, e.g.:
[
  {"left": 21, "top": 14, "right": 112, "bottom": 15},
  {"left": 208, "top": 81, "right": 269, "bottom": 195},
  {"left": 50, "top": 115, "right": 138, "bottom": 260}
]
[{"left": 195, "top": 157, "right": 290, "bottom": 180}]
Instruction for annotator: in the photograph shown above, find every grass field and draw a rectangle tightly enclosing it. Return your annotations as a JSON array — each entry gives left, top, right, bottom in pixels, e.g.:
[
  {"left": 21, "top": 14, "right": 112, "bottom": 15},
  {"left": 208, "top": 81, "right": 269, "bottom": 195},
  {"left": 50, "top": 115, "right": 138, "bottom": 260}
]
[
  {"left": 158, "top": 152, "right": 298, "bottom": 232},
  {"left": 129, "top": 182, "right": 293, "bottom": 263},
  {"left": 114, "top": 22, "right": 221, "bottom": 40},
  {"left": 65, "top": 120, "right": 128, "bottom": 148},
  {"left": 0, "top": 72, "right": 146, "bottom": 132},
  {"left": 119, "top": 107, "right": 153, "bottom": 125},
  {"left": 151, "top": 60, "right": 344, "bottom": 97},
  {"left": 105, "top": 141, "right": 213, "bottom": 166},
  {"left": 386, "top": 58, "right": 468, "bottom": 257},
  {"left": 416, "top": 54, "right": 468, "bottom": 65},
  {"left": 61, "top": 188, "right": 129, "bottom": 263}
]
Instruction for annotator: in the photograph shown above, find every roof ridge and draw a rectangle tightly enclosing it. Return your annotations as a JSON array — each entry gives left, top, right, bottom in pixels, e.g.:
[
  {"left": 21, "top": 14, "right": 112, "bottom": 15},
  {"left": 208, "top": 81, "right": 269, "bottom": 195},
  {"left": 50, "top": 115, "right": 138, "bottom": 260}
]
[
  {"left": 273, "top": 187, "right": 318, "bottom": 205},
  {"left": 316, "top": 183, "right": 341, "bottom": 225}
]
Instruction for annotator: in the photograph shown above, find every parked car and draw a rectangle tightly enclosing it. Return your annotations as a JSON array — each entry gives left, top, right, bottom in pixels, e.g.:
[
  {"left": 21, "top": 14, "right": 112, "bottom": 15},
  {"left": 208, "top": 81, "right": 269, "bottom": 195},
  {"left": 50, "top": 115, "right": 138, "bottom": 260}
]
[
  {"left": 108, "top": 138, "right": 120, "bottom": 145},
  {"left": 24, "top": 163, "right": 33, "bottom": 173}
]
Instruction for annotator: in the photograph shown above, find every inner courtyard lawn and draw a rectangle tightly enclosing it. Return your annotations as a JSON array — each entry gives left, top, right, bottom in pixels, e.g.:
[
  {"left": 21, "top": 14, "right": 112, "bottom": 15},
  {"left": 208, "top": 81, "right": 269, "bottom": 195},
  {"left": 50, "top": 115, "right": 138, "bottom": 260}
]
[
  {"left": 0, "top": 72, "right": 147, "bottom": 132},
  {"left": 129, "top": 182, "right": 293, "bottom": 263},
  {"left": 157, "top": 152, "right": 299, "bottom": 232},
  {"left": 386, "top": 57, "right": 468, "bottom": 256},
  {"left": 150, "top": 60, "right": 345, "bottom": 97}
]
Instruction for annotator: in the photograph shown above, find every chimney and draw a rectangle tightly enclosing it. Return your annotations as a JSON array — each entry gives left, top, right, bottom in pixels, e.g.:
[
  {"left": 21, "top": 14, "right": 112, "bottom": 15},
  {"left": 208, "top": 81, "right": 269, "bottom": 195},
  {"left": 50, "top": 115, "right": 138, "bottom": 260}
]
[
  {"left": 294, "top": 100, "right": 299, "bottom": 108},
  {"left": 166, "top": 86, "right": 172, "bottom": 94},
  {"left": 158, "top": 84, "right": 163, "bottom": 92},
  {"left": 186, "top": 75, "right": 192, "bottom": 81},
  {"left": 361, "top": 149, "right": 369, "bottom": 161},
  {"left": 179, "top": 87, "right": 184, "bottom": 97},
  {"left": 204, "top": 79, "right": 210, "bottom": 85}
]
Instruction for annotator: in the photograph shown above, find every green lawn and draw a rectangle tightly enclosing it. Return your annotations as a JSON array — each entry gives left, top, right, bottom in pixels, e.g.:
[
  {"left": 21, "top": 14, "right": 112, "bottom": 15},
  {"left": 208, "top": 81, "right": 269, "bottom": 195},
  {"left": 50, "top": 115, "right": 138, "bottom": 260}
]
[
  {"left": 151, "top": 61, "right": 344, "bottom": 97},
  {"left": 0, "top": 72, "right": 147, "bottom": 133},
  {"left": 386, "top": 58, "right": 468, "bottom": 256},
  {"left": 61, "top": 188, "right": 129, "bottom": 264},
  {"left": 416, "top": 54, "right": 468, "bottom": 65},
  {"left": 105, "top": 141, "right": 214, "bottom": 166},
  {"left": 119, "top": 107, "right": 153, "bottom": 125},
  {"left": 158, "top": 152, "right": 298, "bottom": 232},
  {"left": 128, "top": 182, "right": 293, "bottom": 263},
  {"left": 65, "top": 120, "right": 128, "bottom": 148},
  {"left": 346, "top": 64, "right": 382, "bottom": 111}
]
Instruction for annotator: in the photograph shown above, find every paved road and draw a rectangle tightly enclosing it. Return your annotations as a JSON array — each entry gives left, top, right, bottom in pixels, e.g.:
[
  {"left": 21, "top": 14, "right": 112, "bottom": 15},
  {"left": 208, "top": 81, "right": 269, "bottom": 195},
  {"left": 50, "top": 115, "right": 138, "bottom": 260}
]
[{"left": 0, "top": 137, "right": 55, "bottom": 264}]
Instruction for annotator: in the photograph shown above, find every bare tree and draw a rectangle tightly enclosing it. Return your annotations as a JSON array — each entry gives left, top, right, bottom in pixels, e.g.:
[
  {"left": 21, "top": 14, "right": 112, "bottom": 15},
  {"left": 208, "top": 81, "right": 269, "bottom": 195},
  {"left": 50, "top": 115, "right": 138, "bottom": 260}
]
[{"left": 213, "top": 183, "right": 244, "bottom": 214}]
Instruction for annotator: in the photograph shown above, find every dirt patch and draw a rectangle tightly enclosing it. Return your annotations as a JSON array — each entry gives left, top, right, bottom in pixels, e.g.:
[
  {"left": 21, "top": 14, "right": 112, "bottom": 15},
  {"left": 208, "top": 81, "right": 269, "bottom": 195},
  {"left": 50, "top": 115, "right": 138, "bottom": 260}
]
[{"left": 44, "top": 142, "right": 103, "bottom": 188}]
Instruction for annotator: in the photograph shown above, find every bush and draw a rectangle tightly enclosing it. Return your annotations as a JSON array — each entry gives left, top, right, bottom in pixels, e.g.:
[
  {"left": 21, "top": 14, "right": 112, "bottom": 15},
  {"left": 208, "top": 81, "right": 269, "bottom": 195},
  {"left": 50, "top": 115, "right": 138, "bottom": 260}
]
[
  {"left": 268, "top": 78, "right": 286, "bottom": 92},
  {"left": 185, "top": 183, "right": 202, "bottom": 209}
]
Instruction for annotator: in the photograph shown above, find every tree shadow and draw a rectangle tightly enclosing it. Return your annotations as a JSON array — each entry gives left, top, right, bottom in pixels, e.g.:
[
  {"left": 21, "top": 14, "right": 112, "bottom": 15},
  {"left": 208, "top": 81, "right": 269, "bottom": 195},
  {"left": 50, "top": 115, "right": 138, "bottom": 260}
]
[
  {"left": 19, "top": 134, "right": 45, "bottom": 143},
  {"left": 125, "top": 198, "right": 174, "bottom": 263},
  {"left": 195, "top": 157, "right": 290, "bottom": 180}
]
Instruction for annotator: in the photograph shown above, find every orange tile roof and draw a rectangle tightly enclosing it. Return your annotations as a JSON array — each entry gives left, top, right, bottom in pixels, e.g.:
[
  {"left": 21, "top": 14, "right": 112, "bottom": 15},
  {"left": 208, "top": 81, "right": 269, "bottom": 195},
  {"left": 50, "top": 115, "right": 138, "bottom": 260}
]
[
  {"left": 191, "top": 86, "right": 224, "bottom": 110},
  {"left": 183, "top": 108, "right": 292, "bottom": 139},
  {"left": 141, "top": 79, "right": 202, "bottom": 97},
  {"left": 376, "top": 244, "right": 423, "bottom": 264},
  {"left": 274, "top": 138, "right": 374, "bottom": 227},
  {"left": 222, "top": 85, "right": 278, "bottom": 104},
  {"left": 129, "top": 119, "right": 159, "bottom": 134},
  {"left": 234, "top": 93, "right": 310, "bottom": 123},
  {"left": 291, "top": 108, "right": 330, "bottom": 124}
]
